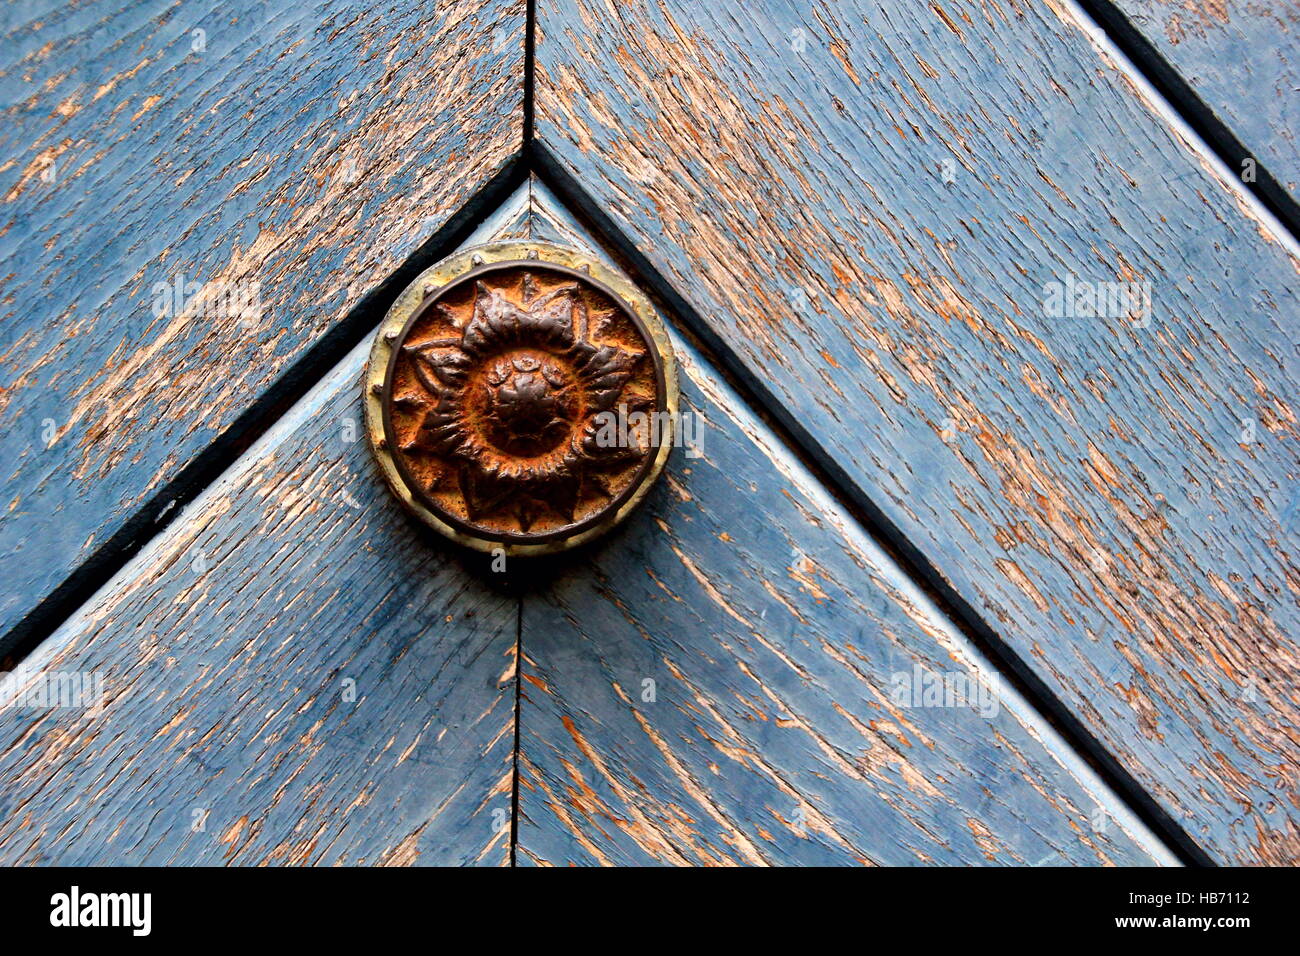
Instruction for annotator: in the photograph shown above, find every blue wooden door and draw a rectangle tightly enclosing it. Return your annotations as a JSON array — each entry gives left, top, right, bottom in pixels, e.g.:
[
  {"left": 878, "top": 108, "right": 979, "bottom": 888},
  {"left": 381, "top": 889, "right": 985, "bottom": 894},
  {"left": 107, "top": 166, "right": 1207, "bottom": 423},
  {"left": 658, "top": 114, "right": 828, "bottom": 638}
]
[{"left": 0, "top": 0, "right": 1295, "bottom": 866}]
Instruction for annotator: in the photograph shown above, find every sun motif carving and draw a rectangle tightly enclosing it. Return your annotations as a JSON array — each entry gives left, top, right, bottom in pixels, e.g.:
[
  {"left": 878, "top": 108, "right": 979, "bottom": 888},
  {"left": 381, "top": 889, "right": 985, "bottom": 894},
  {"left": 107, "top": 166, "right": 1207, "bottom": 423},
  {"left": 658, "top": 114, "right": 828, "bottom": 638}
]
[{"left": 384, "top": 265, "right": 661, "bottom": 537}]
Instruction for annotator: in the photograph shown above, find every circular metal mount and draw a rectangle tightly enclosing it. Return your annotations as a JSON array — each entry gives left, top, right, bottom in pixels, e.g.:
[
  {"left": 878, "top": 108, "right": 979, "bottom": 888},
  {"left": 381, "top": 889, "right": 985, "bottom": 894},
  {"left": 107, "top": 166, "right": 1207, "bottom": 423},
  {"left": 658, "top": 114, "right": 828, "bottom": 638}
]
[{"left": 365, "top": 240, "right": 679, "bottom": 556}]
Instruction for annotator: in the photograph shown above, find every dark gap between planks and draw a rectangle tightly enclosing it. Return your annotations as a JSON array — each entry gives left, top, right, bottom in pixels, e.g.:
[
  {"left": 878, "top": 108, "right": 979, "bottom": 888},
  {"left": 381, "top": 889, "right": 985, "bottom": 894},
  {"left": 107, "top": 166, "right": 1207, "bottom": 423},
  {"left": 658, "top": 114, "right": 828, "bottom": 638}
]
[
  {"left": 526, "top": 140, "right": 1214, "bottom": 867},
  {"left": 1075, "top": 0, "right": 1300, "bottom": 240},
  {"left": 0, "top": 157, "right": 529, "bottom": 669},
  {"left": 522, "top": 0, "right": 536, "bottom": 150}
]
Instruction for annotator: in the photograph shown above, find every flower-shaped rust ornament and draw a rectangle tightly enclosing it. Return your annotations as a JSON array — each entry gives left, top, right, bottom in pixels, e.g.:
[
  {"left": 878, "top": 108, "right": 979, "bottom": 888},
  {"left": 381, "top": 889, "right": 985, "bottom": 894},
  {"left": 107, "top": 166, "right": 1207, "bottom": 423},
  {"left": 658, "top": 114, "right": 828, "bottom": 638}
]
[{"left": 365, "top": 241, "right": 678, "bottom": 555}]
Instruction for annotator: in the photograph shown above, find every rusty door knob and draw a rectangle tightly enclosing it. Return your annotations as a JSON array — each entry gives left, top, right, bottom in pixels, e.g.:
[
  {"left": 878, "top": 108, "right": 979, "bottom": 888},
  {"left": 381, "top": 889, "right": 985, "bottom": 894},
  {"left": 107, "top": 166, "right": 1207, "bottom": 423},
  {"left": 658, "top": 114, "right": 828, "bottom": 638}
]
[{"left": 365, "top": 241, "right": 678, "bottom": 555}]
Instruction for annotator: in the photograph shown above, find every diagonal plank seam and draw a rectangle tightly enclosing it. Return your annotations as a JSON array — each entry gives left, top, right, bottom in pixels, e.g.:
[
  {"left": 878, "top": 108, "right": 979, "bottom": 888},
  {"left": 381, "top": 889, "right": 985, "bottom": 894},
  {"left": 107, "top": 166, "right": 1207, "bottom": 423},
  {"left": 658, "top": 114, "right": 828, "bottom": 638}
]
[
  {"left": 521, "top": 140, "right": 1213, "bottom": 867},
  {"left": 0, "top": 155, "right": 528, "bottom": 671},
  {"left": 1072, "top": 0, "right": 1300, "bottom": 242}
]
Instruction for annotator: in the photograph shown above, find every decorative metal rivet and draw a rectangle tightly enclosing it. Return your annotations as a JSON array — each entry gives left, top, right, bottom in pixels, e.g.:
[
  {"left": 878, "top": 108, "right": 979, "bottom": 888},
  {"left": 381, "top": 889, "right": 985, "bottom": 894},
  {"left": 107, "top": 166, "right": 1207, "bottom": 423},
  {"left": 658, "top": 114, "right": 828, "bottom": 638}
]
[{"left": 365, "top": 241, "right": 678, "bottom": 555}]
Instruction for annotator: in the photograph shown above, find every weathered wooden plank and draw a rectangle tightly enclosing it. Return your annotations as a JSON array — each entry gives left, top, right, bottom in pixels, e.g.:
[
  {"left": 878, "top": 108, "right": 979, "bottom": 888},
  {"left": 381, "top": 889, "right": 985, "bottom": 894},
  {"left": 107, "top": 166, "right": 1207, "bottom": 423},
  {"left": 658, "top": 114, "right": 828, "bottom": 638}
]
[
  {"left": 0, "top": 0, "right": 524, "bottom": 650},
  {"left": 0, "top": 188, "right": 536, "bottom": 865},
  {"left": 535, "top": 0, "right": 1300, "bottom": 863},
  {"left": 1106, "top": 0, "right": 1299, "bottom": 204},
  {"left": 515, "top": 183, "right": 1173, "bottom": 866}
]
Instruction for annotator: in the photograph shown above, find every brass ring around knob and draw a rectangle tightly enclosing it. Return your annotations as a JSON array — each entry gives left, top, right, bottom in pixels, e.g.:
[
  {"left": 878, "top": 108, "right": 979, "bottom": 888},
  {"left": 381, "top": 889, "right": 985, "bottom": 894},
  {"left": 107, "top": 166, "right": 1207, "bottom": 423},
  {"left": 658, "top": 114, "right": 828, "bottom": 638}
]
[{"left": 364, "top": 240, "right": 679, "bottom": 555}]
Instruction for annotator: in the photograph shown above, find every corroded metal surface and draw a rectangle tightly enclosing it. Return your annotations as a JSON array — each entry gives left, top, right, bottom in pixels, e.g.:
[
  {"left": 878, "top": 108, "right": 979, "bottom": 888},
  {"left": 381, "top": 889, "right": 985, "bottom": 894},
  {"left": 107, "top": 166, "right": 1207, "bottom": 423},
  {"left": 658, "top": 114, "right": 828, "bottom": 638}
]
[{"left": 366, "top": 242, "right": 677, "bottom": 554}]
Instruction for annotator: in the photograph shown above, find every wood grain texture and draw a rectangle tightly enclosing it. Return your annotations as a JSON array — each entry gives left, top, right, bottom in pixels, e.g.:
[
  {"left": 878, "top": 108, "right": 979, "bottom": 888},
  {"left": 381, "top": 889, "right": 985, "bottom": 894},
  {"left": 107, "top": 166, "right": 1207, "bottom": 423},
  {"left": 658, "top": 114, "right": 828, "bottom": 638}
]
[
  {"left": 515, "top": 183, "right": 1173, "bottom": 866},
  {"left": 0, "top": 189, "right": 537, "bottom": 866},
  {"left": 1111, "top": 0, "right": 1299, "bottom": 201},
  {"left": 0, "top": 0, "right": 523, "bottom": 645},
  {"left": 535, "top": 0, "right": 1300, "bottom": 863}
]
